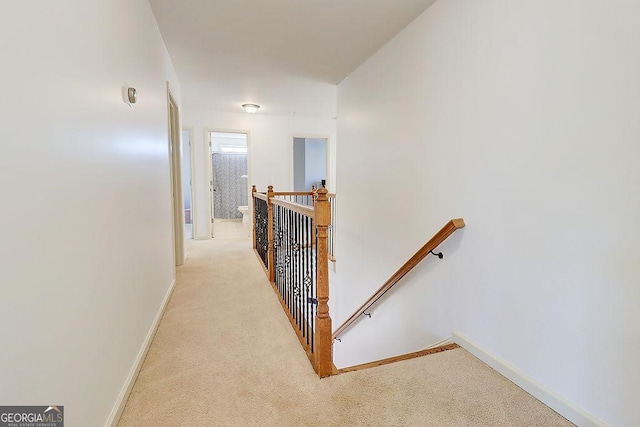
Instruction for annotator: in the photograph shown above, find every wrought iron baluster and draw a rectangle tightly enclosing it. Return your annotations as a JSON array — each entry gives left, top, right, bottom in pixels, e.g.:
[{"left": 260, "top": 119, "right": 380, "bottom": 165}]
[
  {"left": 291, "top": 209, "right": 295, "bottom": 317},
  {"left": 273, "top": 205, "right": 279, "bottom": 295},
  {"left": 309, "top": 215, "right": 315, "bottom": 353},
  {"left": 307, "top": 214, "right": 313, "bottom": 349},
  {"left": 301, "top": 211, "right": 307, "bottom": 342},
  {"left": 296, "top": 213, "right": 304, "bottom": 331},
  {"left": 287, "top": 209, "right": 292, "bottom": 313},
  {"left": 282, "top": 206, "right": 287, "bottom": 308},
  {"left": 254, "top": 197, "right": 270, "bottom": 270}
]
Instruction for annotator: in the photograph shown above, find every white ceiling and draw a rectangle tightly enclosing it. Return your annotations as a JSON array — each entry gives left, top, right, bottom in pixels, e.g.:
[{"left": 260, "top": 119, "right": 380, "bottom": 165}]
[{"left": 149, "top": 0, "right": 437, "bottom": 118}]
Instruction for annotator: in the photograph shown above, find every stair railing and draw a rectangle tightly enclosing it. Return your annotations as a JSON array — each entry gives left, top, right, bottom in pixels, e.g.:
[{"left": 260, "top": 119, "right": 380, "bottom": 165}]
[
  {"left": 251, "top": 185, "right": 333, "bottom": 377},
  {"left": 332, "top": 218, "right": 465, "bottom": 340}
]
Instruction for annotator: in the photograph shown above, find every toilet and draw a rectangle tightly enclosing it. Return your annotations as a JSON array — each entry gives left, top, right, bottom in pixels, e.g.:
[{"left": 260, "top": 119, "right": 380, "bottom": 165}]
[{"left": 237, "top": 206, "right": 250, "bottom": 224}]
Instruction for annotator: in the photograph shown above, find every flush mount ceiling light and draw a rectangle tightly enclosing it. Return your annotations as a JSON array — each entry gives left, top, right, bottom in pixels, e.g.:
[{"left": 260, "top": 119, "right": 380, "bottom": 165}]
[{"left": 242, "top": 103, "right": 260, "bottom": 113}]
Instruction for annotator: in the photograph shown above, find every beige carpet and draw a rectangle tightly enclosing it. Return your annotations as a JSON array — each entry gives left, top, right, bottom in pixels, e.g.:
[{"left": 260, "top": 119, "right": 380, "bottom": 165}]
[{"left": 117, "top": 238, "right": 573, "bottom": 427}]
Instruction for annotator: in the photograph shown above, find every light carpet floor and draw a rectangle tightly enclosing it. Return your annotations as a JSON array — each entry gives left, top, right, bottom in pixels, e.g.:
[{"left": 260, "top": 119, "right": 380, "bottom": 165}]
[{"left": 117, "top": 238, "right": 573, "bottom": 427}]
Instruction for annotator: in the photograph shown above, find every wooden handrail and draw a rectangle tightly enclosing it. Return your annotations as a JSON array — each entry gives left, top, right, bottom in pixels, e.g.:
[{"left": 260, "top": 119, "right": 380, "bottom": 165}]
[
  {"left": 254, "top": 192, "right": 268, "bottom": 201},
  {"left": 271, "top": 197, "right": 314, "bottom": 218},
  {"left": 251, "top": 185, "right": 333, "bottom": 377},
  {"left": 332, "top": 218, "right": 465, "bottom": 339},
  {"left": 273, "top": 191, "right": 314, "bottom": 196}
]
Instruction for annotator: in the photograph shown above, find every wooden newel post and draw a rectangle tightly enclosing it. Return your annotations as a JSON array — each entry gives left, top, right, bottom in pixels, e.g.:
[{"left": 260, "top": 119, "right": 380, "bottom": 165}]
[
  {"left": 267, "top": 185, "right": 275, "bottom": 284},
  {"left": 314, "top": 188, "right": 333, "bottom": 377},
  {"left": 251, "top": 185, "right": 257, "bottom": 250}
]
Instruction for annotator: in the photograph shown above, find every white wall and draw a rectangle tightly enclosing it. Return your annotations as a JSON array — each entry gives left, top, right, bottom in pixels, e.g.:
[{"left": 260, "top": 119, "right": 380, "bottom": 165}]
[
  {"left": 0, "top": 1, "right": 181, "bottom": 426},
  {"left": 182, "top": 130, "right": 192, "bottom": 210},
  {"left": 335, "top": 1, "right": 640, "bottom": 425},
  {"left": 304, "top": 138, "right": 328, "bottom": 190},
  {"left": 293, "top": 137, "right": 307, "bottom": 191},
  {"left": 293, "top": 137, "right": 328, "bottom": 191},
  {"left": 183, "top": 110, "right": 336, "bottom": 239}
]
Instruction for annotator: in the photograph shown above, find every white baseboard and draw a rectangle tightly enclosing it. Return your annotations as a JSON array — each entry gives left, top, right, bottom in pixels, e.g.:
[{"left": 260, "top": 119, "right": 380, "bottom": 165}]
[
  {"left": 452, "top": 330, "right": 606, "bottom": 427},
  {"left": 105, "top": 279, "right": 177, "bottom": 427},
  {"left": 425, "top": 337, "right": 454, "bottom": 350}
]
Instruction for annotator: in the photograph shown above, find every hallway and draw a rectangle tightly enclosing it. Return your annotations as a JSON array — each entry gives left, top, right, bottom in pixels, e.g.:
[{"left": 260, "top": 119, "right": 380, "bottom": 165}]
[{"left": 117, "top": 238, "right": 572, "bottom": 426}]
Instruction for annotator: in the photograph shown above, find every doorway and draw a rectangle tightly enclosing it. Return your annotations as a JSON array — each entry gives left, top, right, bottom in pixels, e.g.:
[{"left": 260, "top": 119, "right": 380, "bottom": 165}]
[
  {"left": 181, "top": 129, "right": 193, "bottom": 240},
  {"left": 293, "top": 137, "right": 328, "bottom": 195},
  {"left": 209, "top": 131, "right": 250, "bottom": 238}
]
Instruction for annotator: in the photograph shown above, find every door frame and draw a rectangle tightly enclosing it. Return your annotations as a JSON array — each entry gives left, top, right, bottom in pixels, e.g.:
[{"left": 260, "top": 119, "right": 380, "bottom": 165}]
[
  {"left": 167, "top": 85, "right": 184, "bottom": 265},
  {"left": 206, "top": 128, "right": 252, "bottom": 238}
]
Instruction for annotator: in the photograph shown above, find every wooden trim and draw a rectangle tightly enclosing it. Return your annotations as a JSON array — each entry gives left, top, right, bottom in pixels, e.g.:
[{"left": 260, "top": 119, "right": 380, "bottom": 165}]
[
  {"left": 332, "top": 218, "right": 465, "bottom": 339},
  {"left": 313, "top": 188, "right": 333, "bottom": 378},
  {"left": 271, "top": 197, "right": 314, "bottom": 218},
  {"left": 252, "top": 185, "right": 333, "bottom": 378},
  {"left": 273, "top": 191, "right": 314, "bottom": 196},
  {"left": 338, "top": 344, "right": 459, "bottom": 374},
  {"left": 267, "top": 186, "right": 275, "bottom": 283}
]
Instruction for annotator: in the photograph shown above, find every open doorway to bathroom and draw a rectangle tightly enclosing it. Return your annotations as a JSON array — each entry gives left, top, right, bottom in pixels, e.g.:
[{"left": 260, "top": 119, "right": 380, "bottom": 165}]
[{"left": 209, "top": 131, "right": 250, "bottom": 239}]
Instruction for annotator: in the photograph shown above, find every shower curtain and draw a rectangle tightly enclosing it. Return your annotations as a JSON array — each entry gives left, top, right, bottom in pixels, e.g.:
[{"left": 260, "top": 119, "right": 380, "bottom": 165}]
[{"left": 212, "top": 153, "right": 248, "bottom": 219}]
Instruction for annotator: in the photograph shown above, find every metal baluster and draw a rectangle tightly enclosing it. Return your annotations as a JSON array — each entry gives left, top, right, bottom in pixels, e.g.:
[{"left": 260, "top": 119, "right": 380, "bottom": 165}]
[
  {"left": 278, "top": 205, "right": 283, "bottom": 302},
  {"left": 302, "top": 217, "right": 313, "bottom": 353},
  {"left": 287, "top": 208, "right": 292, "bottom": 313},
  {"left": 274, "top": 204, "right": 278, "bottom": 294},
  {"left": 306, "top": 214, "right": 312, "bottom": 348},
  {"left": 290, "top": 211, "right": 299, "bottom": 326},
  {"left": 295, "top": 211, "right": 301, "bottom": 328},
  {"left": 292, "top": 209, "right": 297, "bottom": 323},
  {"left": 293, "top": 210, "right": 299, "bottom": 327},
  {"left": 298, "top": 211, "right": 303, "bottom": 328},
  {"left": 278, "top": 204, "right": 282, "bottom": 295},
  {"left": 302, "top": 210, "right": 307, "bottom": 343},
  {"left": 283, "top": 206, "right": 287, "bottom": 309},
  {"left": 309, "top": 215, "right": 315, "bottom": 353}
]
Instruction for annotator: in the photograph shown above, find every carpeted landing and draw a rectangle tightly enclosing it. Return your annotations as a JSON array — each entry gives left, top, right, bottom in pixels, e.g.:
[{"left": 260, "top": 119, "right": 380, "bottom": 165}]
[{"left": 117, "top": 238, "right": 573, "bottom": 426}]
